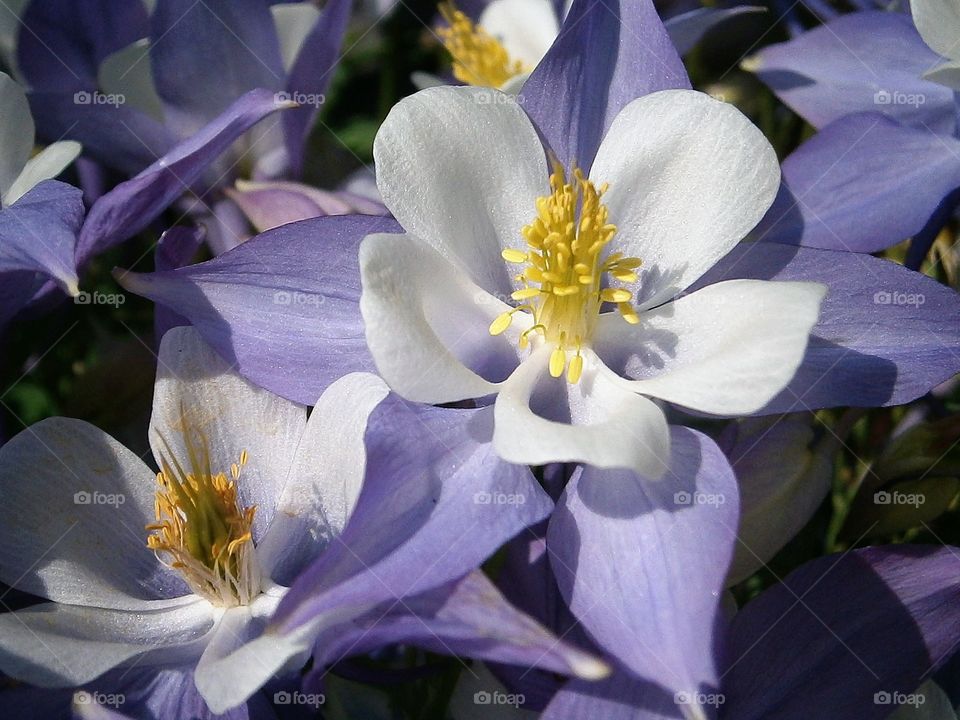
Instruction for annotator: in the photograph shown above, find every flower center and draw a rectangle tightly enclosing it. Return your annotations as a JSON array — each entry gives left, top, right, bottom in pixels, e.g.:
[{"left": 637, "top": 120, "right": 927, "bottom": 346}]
[
  {"left": 146, "top": 429, "right": 260, "bottom": 608},
  {"left": 438, "top": 1, "right": 530, "bottom": 88},
  {"left": 490, "top": 164, "right": 641, "bottom": 383}
]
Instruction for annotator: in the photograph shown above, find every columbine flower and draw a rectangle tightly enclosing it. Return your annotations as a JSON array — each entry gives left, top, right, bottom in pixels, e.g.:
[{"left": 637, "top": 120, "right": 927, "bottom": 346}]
[
  {"left": 358, "top": 85, "right": 826, "bottom": 477},
  {"left": 0, "top": 327, "right": 391, "bottom": 713}
]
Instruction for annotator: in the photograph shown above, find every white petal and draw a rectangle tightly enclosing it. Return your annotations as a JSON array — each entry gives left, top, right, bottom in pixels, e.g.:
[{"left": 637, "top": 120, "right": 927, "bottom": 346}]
[
  {"left": 0, "top": 417, "right": 187, "bottom": 608},
  {"left": 271, "top": 3, "right": 322, "bottom": 73},
  {"left": 0, "top": 598, "right": 213, "bottom": 687},
  {"left": 194, "top": 596, "right": 284, "bottom": 713},
  {"left": 98, "top": 39, "right": 165, "bottom": 121},
  {"left": 257, "top": 373, "right": 389, "bottom": 582},
  {"left": 359, "top": 233, "right": 527, "bottom": 404},
  {"left": 597, "top": 279, "right": 827, "bottom": 415},
  {"left": 590, "top": 90, "right": 780, "bottom": 309},
  {"left": 3, "top": 141, "right": 82, "bottom": 206},
  {"left": 493, "top": 348, "right": 671, "bottom": 478},
  {"left": 372, "top": 85, "right": 548, "bottom": 295},
  {"left": 151, "top": 327, "right": 307, "bottom": 541},
  {"left": 478, "top": 0, "right": 559, "bottom": 69},
  {"left": 923, "top": 59, "right": 960, "bottom": 91},
  {"left": 912, "top": 0, "right": 960, "bottom": 62},
  {"left": 193, "top": 619, "right": 317, "bottom": 714},
  {"left": 0, "top": 72, "right": 34, "bottom": 196}
]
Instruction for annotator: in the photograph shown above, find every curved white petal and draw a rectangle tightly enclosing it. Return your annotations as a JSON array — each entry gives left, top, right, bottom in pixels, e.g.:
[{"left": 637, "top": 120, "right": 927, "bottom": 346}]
[
  {"left": 4, "top": 141, "right": 82, "bottom": 206},
  {"left": 0, "top": 72, "right": 34, "bottom": 196},
  {"left": 0, "top": 597, "right": 213, "bottom": 687},
  {"left": 923, "top": 58, "right": 960, "bottom": 91},
  {"left": 912, "top": 0, "right": 960, "bottom": 62},
  {"left": 257, "top": 373, "right": 390, "bottom": 582},
  {"left": 360, "top": 233, "right": 527, "bottom": 404},
  {"left": 150, "top": 327, "right": 308, "bottom": 541},
  {"left": 98, "top": 39, "right": 165, "bottom": 121},
  {"left": 194, "top": 594, "right": 285, "bottom": 713},
  {"left": 0, "top": 417, "right": 186, "bottom": 608},
  {"left": 597, "top": 279, "right": 826, "bottom": 415},
  {"left": 479, "top": 0, "right": 559, "bottom": 69},
  {"left": 272, "top": 2, "right": 322, "bottom": 72},
  {"left": 590, "top": 90, "right": 780, "bottom": 309},
  {"left": 493, "top": 347, "right": 671, "bottom": 478},
  {"left": 372, "top": 85, "right": 548, "bottom": 295}
]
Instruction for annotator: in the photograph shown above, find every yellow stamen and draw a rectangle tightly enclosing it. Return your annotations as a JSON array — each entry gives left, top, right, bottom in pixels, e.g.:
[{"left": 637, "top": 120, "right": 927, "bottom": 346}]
[
  {"left": 146, "top": 422, "right": 259, "bottom": 607},
  {"left": 493, "top": 162, "right": 642, "bottom": 383},
  {"left": 438, "top": 1, "right": 530, "bottom": 88}
]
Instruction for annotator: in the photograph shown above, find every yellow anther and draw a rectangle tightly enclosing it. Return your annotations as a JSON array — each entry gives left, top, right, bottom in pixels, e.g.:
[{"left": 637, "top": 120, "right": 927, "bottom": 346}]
[
  {"left": 438, "top": 2, "right": 530, "bottom": 88},
  {"left": 502, "top": 248, "right": 528, "bottom": 263},
  {"left": 490, "top": 162, "right": 642, "bottom": 383},
  {"left": 549, "top": 345, "right": 566, "bottom": 378},
  {"left": 567, "top": 353, "right": 584, "bottom": 384},
  {"left": 489, "top": 311, "right": 513, "bottom": 335}
]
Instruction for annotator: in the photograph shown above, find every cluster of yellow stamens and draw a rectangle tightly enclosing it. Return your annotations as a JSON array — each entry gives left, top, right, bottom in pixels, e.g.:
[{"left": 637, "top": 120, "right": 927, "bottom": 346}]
[
  {"left": 147, "top": 430, "right": 260, "bottom": 607},
  {"left": 490, "top": 164, "right": 642, "bottom": 384},
  {"left": 437, "top": 1, "right": 529, "bottom": 88}
]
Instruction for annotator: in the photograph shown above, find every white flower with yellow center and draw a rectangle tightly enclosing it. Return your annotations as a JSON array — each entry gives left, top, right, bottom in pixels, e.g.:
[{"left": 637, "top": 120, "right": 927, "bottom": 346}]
[
  {"left": 0, "top": 327, "right": 388, "bottom": 710},
  {"left": 360, "top": 85, "right": 827, "bottom": 478}
]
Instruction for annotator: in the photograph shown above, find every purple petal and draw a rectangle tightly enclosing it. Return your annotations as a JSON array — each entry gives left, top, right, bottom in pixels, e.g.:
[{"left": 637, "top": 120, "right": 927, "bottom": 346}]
[
  {"left": 153, "top": 225, "right": 205, "bottom": 340},
  {"left": 77, "top": 88, "right": 294, "bottom": 264},
  {"left": 750, "top": 12, "right": 955, "bottom": 133},
  {"left": 547, "top": 427, "right": 738, "bottom": 701},
  {"left": 17, "top": 0, "right": 148, "bottom": 92},
  {"left": 282, "top": 0, "right": 351, "bottom": 176},
  {"left": 273, "top": 398, "right": 551, "bottom": 633},
  {"left": 0, "top": 180, "right": 83, "bottom": 294},
  {"left": 521, "top": 0, "right": 689, "bottom": 172},
  {"left": 723, "top": 545, "right": 960, "bottom": 720},
  {"left": 306, "top": 570, "right": 606, "bottom": 680},
  {"left": 755, "top": 113, "right": 960, "bottom": 253},
  {"left": 664, "top": 6, "right": 764, "bottom": 57},
  {"left": 694, "top": 243, "right": 960, "bottom": 411},
  {"left": 26, "top": 93, "right": 178, "bottom": 176},
  {"left": 150, "top": 0, "right": 284, "bottom": 134},
  {"left": 116, "top": 214, "right": 401, "bottom": 405},
  {"left": 543, "top": 674, "right": 682, "bottom": 720}
]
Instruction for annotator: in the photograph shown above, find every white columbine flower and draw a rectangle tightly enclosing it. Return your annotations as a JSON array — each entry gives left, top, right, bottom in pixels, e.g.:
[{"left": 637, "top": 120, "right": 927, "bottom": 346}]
[
  {"left": 359, "top": 85, "right": 826, "bottom": 478},
  {"left": 0, "top": 326, "right": 387, "bottom": 711}
]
